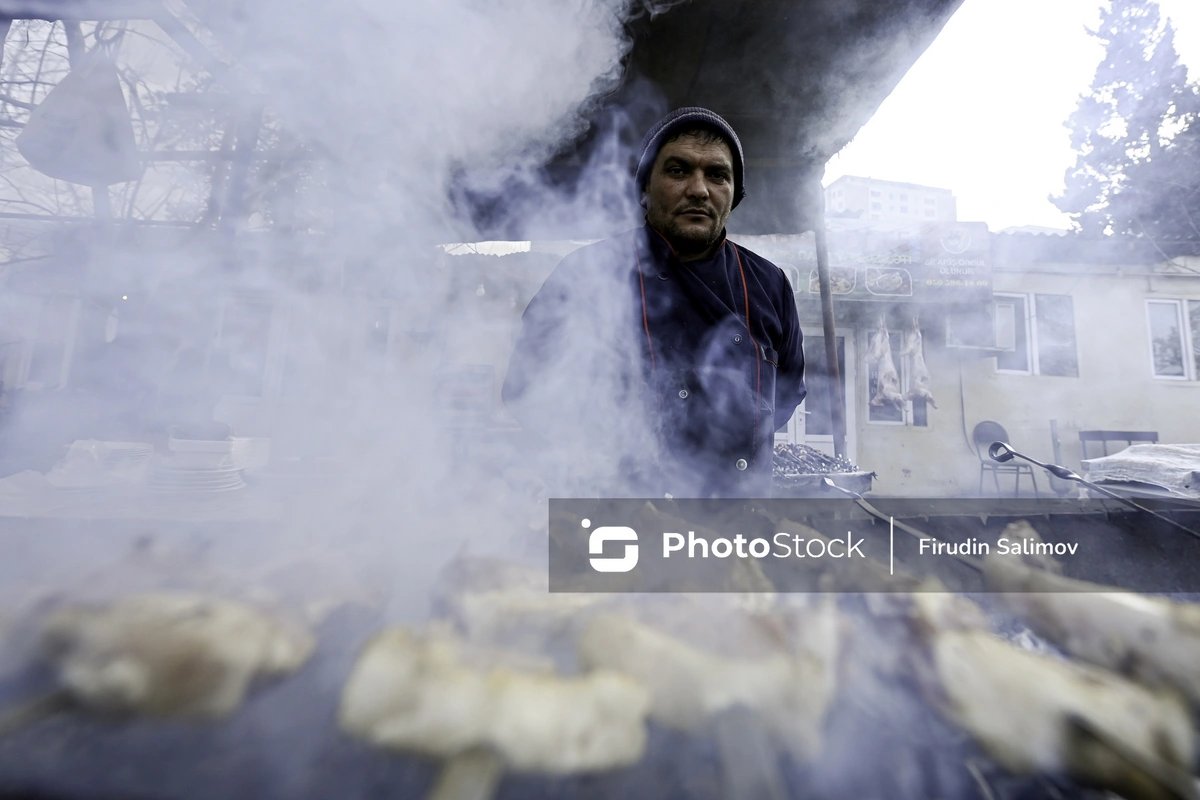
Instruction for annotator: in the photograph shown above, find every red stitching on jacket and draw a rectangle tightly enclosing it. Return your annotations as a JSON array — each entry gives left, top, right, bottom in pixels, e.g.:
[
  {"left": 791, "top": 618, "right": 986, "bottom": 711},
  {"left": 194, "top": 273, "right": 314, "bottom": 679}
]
[
  {"left": 633, "top": 246, "right": 657, "bottom": 374},
  {"left": 732, "top": 244, "right": 762, "bottom": 452}
]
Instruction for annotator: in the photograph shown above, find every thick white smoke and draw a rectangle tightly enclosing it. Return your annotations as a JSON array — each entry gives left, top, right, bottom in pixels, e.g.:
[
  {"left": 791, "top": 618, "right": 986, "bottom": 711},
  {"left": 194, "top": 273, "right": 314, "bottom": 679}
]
[{"left": 0, "top": 0, "right": 680, "bottom": 618}]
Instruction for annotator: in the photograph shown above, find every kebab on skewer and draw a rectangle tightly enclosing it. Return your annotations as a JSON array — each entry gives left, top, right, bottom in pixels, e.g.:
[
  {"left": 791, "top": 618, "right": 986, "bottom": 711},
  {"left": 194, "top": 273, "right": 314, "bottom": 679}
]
[
  {"left": 0, "top": 592, "right": 316, "bottom": 735},
  {"left": 338, "top": 626, "right": 650, "bottom": 800},
  {"left": 985, "top": 536, "right": 1200, "bottom": 707},
  {"left": 911, "top": 590, "right": 1196, "bottom": 800},
  {"left": 431, "top": 555, "right": 615, "bottom": 657},
  {"left": 578, "top": 599, "right": 840, "bottom": 799}
]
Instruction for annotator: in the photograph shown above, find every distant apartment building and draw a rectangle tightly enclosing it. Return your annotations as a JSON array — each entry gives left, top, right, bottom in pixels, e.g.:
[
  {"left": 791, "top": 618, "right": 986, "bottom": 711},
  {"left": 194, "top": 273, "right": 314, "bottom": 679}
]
[{"left": 824, "top": 175, "right": 957, "bottom": 223}]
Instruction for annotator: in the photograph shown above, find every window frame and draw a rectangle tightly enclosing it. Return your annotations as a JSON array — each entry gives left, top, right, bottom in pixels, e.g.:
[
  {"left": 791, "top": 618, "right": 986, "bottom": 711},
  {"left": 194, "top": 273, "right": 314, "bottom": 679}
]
[
  {"left": 1145, "top": 298, "right": 1197, "bottom": 381},
  {"left": 993, "top": 292, "right": 1081, "bottom": 377},
  {"left": 1031, "top": 293, "right": 1080, "bottom": 377},
  {"left": 993, "top": 292, "right": 1034, "bottom": 375}
]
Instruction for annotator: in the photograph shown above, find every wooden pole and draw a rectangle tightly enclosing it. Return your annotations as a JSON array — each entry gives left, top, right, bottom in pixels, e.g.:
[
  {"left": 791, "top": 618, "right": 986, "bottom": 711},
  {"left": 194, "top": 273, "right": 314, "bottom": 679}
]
[{"left": 812, "top": 180, "right": 846, "bottom": 458}]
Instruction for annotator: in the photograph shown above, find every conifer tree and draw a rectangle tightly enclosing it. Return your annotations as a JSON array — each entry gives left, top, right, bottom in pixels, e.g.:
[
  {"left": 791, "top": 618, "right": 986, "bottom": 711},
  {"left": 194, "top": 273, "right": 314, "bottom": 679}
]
[{"left": 1054, "top": 0, "right": 1200, "bottom": 253}]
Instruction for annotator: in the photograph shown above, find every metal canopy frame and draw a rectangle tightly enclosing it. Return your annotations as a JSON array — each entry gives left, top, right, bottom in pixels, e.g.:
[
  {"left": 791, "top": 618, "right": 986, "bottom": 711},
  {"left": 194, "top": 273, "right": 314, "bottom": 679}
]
[{"left": 0, "top": 0, "right": 276, "bottom": 230}]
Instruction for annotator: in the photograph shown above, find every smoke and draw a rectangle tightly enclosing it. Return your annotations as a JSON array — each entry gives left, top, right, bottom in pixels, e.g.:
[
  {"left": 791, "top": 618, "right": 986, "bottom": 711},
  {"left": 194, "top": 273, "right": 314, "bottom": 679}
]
[{"left": 0, "top": 0, "right": 677, "bottom": 618}]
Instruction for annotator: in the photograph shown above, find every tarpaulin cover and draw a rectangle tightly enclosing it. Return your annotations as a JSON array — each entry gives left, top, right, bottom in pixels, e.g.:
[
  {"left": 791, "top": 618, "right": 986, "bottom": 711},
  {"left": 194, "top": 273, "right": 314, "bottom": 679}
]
[
  {"left": 1082, "top": 443, "right": 1200, "bottom": 498},
  {"left": 16, "top": 44, "right": 141, "bottom": 186}
]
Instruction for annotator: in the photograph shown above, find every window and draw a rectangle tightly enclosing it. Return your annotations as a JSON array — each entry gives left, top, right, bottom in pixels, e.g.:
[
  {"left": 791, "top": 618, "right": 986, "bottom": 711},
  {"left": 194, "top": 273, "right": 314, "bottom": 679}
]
[
  {"left": 924, "top": 210, "right": 936, "bottom": 218},
  {"left": 871, "top": 202, "right": 882, "bottom": 211},
  {"left": 899, "top": 193, "right": 908, "bottom": 201},
  {"left": 1146, "top": 299, "right": 1200, "bottom": 379},
  {"left": 870, "top": 189, "right": 881, "bottom": 197},
  {"left": 900, "top": 206, "right": 909, "bottom": 214},
  {"left": 26, "top": 297, "right": 79, "bottom": 389},
  {"left": 994, "top": 293, "right": 1079, "bottom": 376},
  {"left": 925, "top": 197, "right": 936, "bottom": 205}
]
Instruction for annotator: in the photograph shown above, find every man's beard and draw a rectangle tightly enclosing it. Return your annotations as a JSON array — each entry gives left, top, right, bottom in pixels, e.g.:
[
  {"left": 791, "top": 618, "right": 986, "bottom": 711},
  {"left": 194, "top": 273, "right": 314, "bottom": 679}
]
[{"left": 660, "top": 211, "right": 723, "bottom": 256}]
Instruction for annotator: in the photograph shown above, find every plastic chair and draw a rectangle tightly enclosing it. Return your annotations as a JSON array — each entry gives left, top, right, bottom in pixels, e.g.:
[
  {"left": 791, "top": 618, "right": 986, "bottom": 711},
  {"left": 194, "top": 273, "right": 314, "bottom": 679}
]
[{"left": 973, "top": 421, "right": 1039, "bottom": 497}]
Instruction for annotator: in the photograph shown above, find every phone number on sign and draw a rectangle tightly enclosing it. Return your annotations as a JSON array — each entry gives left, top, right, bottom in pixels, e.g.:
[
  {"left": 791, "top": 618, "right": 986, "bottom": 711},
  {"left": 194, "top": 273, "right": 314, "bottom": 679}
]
[
  {"left": 924, "top": 279, "right": 990, "bottom": 287},
  {"left": 925, "top": 258, "right": 987, "bottom": 267}
]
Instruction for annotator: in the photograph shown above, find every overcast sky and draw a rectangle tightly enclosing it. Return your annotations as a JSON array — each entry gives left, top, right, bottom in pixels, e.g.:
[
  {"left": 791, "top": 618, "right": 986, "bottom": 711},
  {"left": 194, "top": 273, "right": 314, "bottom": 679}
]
[{"left": 823, "top": 0, "right": 1200, "bottom": 232}]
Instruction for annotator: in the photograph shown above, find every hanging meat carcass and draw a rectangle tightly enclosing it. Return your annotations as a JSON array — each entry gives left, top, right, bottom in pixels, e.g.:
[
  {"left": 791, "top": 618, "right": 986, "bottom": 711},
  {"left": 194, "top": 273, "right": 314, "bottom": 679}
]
[
  {"left": 867, "top": 316, "right": 904, "bottom": 411},
  {"left": 900, "top": 315, "right": 937, "bottom": 408}
]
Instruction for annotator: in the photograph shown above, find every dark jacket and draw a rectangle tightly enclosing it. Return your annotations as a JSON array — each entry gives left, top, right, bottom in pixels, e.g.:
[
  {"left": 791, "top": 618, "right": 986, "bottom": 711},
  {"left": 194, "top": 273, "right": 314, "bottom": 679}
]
[{"left": 503, "top": 225, "right": 806, "bottom": 497}]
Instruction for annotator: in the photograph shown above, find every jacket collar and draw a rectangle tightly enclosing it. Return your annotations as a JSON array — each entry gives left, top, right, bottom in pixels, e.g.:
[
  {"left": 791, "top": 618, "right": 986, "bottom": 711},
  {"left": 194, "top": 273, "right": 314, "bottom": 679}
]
[{"left": 640, "top": 222, "right": 728, "bottom": 272}]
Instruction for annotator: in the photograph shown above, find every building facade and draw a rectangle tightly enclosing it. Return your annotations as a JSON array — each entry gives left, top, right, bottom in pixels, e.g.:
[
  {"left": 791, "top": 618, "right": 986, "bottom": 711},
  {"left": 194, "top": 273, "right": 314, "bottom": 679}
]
[{"left": 825, "top": 175, "right": 958, "bottom": 225}]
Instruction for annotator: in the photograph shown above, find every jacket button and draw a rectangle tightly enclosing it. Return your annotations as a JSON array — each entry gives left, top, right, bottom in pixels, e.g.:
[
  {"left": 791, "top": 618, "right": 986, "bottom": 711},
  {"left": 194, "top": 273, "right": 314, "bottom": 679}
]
[
  {"left": 657, "top": 271, "right": 668, "bottom": 281},
  {"left": 735, "top": 458, "right": 748, "bottom": 471},
  {"left": 678, "top": 389, "right": 689, "bottom": 399},
  {"left": 733, "top": 334, "right": 742, "bottom": 344}
]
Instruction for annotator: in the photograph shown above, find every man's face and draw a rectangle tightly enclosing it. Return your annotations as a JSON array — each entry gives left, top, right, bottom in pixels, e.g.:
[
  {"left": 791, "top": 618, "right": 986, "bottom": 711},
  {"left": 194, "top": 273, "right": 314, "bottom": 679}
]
[{"left": 642, "top": 133, "right": 735, "bottom": 258}]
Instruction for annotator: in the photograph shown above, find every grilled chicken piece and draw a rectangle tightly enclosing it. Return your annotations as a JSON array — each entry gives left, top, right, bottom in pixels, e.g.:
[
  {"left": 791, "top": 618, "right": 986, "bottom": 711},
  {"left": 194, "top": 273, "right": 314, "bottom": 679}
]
[
  {"left": 338, "top": 627, "right": 649, "bottom": 775},
  {"left": 867, "top": 317, "right": 904, "bottom": 410},
  {"left": 40, "top": 593, "right": 315, "bottom": 719},
  {"left": 576, "top": 601, "right": 839, "bottom": 761},
  {"left": 431, "top": 556, "right": 613, "bottom": 653},
  {"left": 986, "top": 556, "right": 1200, "bottom": 705},
  {"left": 899, "top": 316, "right": 936, "bottom": 408},
  {"left": 913, "top": 592, "right": 1194, "bottom": 800}
]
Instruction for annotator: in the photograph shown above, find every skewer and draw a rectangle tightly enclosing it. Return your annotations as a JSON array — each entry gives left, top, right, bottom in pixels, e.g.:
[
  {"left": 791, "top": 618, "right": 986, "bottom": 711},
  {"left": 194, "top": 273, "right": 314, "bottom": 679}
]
[
  {"left": 1065, "top": 713, "right": 1200, "bottom": 800},
  {"left": 965, "top": 758, "right": 998, "bottom": 800},
  {"left": 428, "top": 747, "right": 505, "bottom": 800},
  {"left": 711, "top": 704, "right": 787, "bottom": 800},
  {"left": 818, "top": 478, "right": 984, "bottom": 572},
  {"left": 0, "top": 689, "right": 71, "bottom": 738}
]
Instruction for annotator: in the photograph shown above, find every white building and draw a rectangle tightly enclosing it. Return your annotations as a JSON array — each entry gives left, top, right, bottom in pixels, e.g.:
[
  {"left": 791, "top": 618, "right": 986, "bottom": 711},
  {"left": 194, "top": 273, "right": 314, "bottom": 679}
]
[{"left": 824, "top": 175, "right": 957, "bottom": 224}]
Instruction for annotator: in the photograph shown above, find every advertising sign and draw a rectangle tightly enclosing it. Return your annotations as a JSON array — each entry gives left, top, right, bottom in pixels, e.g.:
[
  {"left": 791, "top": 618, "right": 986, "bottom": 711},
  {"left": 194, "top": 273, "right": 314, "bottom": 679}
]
[{"left": 734, "top": 222, "right": 992, "bottom": 304}]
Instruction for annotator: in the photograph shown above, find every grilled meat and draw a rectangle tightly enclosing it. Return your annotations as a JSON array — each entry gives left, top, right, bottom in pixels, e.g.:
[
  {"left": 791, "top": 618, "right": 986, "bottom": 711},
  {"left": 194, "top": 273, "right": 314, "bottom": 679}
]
[
  {"left": 40, "top": 593, "right": 315, "bottom": 719},
  {"left": 576, "top": 601, "right": 839, "bottom": 761},
  {"left": 912, "top": 592, "right": 1194, "bottom": 800},
  {"left": 987, "top": 555, "right": 1200, "bottom": 705},
  {"left": 338, "top": 627, "right": 649, "bottom": 774}
]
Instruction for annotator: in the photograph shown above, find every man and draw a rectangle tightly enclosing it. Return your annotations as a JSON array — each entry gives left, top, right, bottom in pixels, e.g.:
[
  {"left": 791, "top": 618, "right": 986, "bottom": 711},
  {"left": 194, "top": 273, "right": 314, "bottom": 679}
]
[{"left": 503, "top": 107, "right": 806, "bottom": 497}]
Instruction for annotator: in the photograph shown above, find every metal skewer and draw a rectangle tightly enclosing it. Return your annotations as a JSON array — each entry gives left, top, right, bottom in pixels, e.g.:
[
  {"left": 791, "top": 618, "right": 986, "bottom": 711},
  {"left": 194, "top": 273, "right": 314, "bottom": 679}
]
[
  {"left": 818, "top": 478, "right": 983, "bottom": 572},
  {"left": 987, "top": 442, "right": 1200, "bottom": 541}
]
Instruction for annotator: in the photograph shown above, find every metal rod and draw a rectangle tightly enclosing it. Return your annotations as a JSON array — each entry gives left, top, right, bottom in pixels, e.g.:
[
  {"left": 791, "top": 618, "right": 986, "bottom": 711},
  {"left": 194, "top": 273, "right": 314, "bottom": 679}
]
[
  {"left": 0, "top": 18, "right": 12, "bottom": 74},
  {"left": 987, "top": 442, "right": 1200, "bottom": 541},
  {"left": 1065, "top": 714, "right": 1199, "bottom": 800},
  {"left": 820, "top": 478, "right": 983, "bottom": 571},
  {"left": 812, "top": 178, "right": 846, "bottom": 458}
]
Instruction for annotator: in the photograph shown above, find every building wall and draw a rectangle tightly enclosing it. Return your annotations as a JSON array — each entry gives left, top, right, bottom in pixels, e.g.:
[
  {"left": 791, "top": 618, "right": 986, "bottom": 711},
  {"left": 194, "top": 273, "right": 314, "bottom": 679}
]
[
  {"left": 853, "top": 259, "right": 1200, "bottom": 496},
  {"left": 826, "top": 175, "right": 956, "bottom": 224}
]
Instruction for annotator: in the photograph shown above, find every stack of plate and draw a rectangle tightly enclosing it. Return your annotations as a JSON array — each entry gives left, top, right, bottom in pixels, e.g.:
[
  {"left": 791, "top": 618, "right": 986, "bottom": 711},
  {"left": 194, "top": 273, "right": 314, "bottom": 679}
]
[
  {"left": 103, "top": 442, "right": 155, "bottom": 469},
  {"left": 147, "top": 458, "right": 246, "bottom": 493}
]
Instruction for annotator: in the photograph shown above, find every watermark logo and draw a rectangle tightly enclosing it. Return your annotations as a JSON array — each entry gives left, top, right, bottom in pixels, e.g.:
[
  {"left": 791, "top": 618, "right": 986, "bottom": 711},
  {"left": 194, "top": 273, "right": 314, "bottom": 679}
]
[{"left": 585, "top": 518, "right": 639, "bottom": 573}]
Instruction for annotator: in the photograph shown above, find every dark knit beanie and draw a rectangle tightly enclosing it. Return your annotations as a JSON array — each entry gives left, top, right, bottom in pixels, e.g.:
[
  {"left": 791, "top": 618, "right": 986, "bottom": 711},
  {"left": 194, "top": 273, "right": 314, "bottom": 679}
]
[{"left": 635, "top": 107, "right": 746, "bottom": 209}]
